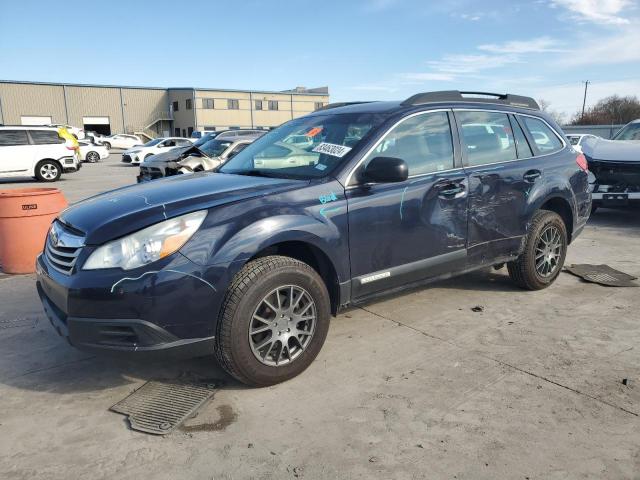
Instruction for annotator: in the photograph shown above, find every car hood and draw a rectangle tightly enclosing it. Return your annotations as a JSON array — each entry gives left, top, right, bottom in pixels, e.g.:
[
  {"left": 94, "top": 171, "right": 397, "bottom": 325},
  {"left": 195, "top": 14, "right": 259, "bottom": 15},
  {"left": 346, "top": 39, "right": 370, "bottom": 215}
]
[
  {"left": 59, "top": 173, "right": 306, "bottom": 244},
  {"left": 582, "top": 138, "right": 640, "bottom": 163},
  {"left": 142, "top": 146, "right": 202, "bottom": 165}
]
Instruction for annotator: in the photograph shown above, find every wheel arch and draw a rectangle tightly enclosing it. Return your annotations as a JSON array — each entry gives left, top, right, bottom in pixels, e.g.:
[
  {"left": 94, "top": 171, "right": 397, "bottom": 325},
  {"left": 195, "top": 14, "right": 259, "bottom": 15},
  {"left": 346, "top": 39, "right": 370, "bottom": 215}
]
[
  {"left": 537, "top": 195, "right": 574, "bottom": 243},
  {"left": 249, "top": 240, "right": 341, "bottom": 315},
  {"left": 35, "top": 157, "right": 63, "bottom": 172}
]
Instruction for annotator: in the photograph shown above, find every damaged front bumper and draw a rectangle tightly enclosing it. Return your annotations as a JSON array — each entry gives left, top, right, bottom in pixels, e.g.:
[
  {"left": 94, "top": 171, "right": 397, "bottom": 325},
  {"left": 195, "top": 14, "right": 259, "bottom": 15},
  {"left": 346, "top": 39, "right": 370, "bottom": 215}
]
[
  {"left": 35, "top": 251, "right": 232, "bottom": 358},
  {"left": 589, "top": 159, "right": 640, "bottom": 207}
]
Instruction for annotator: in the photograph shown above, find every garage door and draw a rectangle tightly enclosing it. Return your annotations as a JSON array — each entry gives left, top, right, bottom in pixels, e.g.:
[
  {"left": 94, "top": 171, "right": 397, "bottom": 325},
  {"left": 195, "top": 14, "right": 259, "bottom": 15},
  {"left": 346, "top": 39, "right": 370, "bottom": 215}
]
[
  {"left": 83, "top": 116, "right": 109, "bottom": 125},
  {"left": 21, "top": 116, "right": 52, "bottom": 125},
  {"left": 83, "top": 116, "right": 111, "bottom": 136}
]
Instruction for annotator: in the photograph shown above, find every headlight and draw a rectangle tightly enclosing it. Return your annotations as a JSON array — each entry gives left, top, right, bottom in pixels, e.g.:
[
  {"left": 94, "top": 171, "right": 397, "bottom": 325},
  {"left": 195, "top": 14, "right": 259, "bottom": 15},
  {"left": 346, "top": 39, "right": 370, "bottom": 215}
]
[{"left": 83, "top": 210, "right": 207, "bottom": 270}]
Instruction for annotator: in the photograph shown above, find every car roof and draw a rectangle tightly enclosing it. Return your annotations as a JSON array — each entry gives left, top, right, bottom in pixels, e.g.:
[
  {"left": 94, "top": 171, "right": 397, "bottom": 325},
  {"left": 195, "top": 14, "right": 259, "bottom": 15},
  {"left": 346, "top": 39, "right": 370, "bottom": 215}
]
[{"left": 0, "top": 125, "right": 59, "bottom": 130}]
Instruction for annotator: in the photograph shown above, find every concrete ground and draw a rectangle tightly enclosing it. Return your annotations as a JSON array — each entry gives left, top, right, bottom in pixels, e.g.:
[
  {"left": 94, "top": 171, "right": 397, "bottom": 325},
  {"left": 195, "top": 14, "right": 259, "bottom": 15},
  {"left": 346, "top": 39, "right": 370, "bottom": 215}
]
[{"left": 1, "top": 154, "right": 639, "bottom": 479}]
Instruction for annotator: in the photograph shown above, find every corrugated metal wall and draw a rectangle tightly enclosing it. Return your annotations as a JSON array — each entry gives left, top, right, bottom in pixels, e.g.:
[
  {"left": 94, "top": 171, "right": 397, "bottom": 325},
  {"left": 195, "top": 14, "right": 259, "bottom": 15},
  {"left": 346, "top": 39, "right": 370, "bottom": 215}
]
[
  {"left": 0, "top": 83, "right": 67, "bottom": 124},
  {"left": 65, "top": 86, "right": 123, "bottom": 132},
  {"left": 122, "top": 88, "right": 169, "bottom": 132}
]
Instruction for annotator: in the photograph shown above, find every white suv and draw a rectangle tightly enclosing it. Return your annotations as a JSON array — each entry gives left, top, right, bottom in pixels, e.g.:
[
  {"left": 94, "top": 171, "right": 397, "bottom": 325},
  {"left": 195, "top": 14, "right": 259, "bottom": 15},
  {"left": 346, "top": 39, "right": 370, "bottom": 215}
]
[{"left": 0, "top": 126, "right": 80, "bottom": 182}]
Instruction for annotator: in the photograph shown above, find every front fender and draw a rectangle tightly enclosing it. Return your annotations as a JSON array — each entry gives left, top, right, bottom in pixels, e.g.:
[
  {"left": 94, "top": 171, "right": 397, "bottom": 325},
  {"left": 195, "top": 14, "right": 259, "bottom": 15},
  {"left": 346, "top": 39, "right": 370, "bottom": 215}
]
[{"left": 212, "top": 214, "right": 344, "bottom": 275}]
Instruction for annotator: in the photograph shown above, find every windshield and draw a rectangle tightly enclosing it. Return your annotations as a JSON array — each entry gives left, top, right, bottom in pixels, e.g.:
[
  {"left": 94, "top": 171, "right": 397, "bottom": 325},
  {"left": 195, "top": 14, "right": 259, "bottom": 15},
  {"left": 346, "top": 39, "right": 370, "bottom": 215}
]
[
  {"left": 613, "top": 123, "right": 640, "bottom": 140},
  {"left": 142, "top": 139, "right": 162, "bottom": 147},
  {"left": 199, "top": 139, "right": 233, "bottom": 157},
  {"left": 219, "top": 112, "right": 388, "bottom": 179},
  {"left": 193, "top": 132, "right": 219, "bottom": 147}
]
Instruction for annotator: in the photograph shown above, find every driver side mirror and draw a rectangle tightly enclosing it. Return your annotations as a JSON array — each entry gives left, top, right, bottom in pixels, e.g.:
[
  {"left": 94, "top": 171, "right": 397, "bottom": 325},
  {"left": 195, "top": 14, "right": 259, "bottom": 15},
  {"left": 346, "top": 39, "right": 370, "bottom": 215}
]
[{"left": 363, "top": 157, "right": 408, "bottom": 183}]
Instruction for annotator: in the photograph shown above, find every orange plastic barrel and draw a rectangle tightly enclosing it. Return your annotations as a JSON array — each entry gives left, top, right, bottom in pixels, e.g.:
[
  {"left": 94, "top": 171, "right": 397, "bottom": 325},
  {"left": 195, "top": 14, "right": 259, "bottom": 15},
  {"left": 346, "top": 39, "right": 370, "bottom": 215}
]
[{"left": 0, "top": 188, "right": 68, "bottom": 274}]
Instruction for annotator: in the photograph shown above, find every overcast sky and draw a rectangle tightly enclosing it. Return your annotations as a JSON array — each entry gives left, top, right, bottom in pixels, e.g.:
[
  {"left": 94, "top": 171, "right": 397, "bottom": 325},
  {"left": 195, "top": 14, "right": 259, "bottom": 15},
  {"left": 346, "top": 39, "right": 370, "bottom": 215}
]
[{"left": 1, "top": 0, "right": 638, "bottom": 118}]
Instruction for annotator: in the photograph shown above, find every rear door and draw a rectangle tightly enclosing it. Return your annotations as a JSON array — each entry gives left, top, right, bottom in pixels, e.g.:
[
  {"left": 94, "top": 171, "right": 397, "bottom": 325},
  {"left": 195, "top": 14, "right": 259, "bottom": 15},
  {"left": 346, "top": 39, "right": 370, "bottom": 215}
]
[
  {"left": 347, "top": 110, "right": 468, "bottom": 298},
  {"left": 0, "top": 130, "right": 33, "bottom": 175},
  {"left": 455, "top": 109, "right": 538, "bottom": 265}
]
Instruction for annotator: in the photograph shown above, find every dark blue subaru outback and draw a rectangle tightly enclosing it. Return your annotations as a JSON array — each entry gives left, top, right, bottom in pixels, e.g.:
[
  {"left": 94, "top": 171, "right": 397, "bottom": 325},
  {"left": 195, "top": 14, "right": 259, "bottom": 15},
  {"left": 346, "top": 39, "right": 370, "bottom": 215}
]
[{"left": 36, "top": 91, "right": 592, "bottom": 386}]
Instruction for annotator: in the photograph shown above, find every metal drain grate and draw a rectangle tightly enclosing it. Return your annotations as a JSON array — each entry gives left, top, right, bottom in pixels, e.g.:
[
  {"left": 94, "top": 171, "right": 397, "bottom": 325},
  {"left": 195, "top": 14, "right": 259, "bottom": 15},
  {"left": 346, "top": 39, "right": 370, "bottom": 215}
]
[
  {"left": 110, "top": 380, "right": 217, "bottom": 435},
  {"left": 564, "top": 264, "right": 639, "bottom": 287}
]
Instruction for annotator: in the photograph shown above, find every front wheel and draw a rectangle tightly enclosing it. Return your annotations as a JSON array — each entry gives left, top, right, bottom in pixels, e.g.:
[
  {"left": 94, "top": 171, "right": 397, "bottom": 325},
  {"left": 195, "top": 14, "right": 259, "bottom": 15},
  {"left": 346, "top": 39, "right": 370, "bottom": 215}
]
[
  {"left": 215, "top": 255, "right": 331, "bottom": 387},
  {"left": 507, "top": 210, "right": 567, "bottom": 290}
]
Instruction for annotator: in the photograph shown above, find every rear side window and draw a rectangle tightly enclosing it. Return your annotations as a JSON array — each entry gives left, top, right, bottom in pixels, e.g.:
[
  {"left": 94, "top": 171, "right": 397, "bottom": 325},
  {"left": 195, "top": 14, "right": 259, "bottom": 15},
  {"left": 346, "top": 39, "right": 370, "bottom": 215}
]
[
  {"left": 362, "top": 111, "right": 455, "bottom": 176},
  {"left": 30, "top": 130, "right": 63, "bottom": 145},
  {"left": 520, "top": 116, "right": 564, "bottom": 154},
  {"left": 0, "top": 130, "right": 29, "bottom": 146},
  {"left": 457, "top": 111, "right": 517, "bottom": 166},
  {"left": 510, "top": 116, "right": 533, "bottom": 159}
]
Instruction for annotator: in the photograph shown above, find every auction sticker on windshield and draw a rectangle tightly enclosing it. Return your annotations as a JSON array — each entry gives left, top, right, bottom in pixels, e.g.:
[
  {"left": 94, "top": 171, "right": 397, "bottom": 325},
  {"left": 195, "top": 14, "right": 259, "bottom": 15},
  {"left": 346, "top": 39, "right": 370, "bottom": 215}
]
[{"left": 312, "top": 142, "right": 352, "bottom": 158}]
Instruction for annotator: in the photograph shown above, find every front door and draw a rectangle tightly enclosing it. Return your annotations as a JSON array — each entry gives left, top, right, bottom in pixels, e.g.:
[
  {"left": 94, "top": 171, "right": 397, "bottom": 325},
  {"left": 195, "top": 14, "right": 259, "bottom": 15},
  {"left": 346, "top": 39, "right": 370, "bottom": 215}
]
[
  {"left": 0, "top": 130, "right": 33, "bottom": 175},
  {"left": 454, "top": 109, "right": 538, "bottom": 265},
  {"left": 346, "top": 110, "right": 468, "bottom": 298}
]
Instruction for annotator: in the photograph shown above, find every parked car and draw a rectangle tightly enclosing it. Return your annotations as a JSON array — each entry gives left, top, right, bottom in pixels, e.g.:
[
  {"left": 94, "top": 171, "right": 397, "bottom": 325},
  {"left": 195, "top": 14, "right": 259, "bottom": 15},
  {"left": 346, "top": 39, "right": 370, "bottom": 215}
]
[
  {"left": 121, "top": 137, "right": 193, "bottom": 164},
  {"left": 0, "top": 126, "right": 80, "bottom": 181},
  {"left": 566, "top": 134, "right": 599, "bottom": 153},
  {"left": 581, "top": 130, "right": 640, "bottom": 211},
  {"left": 35, "top": 91, "right": 591, "bottom": 386},
  {"left": 137, "top": 134, "right": 262, "bottom": 181},
  {"left": 191, "top": 130, "right": 216, "bottom": 139},
  {"left": 611, "top": 119, "right": 640, "bottom": 141},
  {"left": 85, "top": 131, "right": 109, "bottom": 147},
  {"left": 78, "top": 140, "right": 110, "bottom": 163},
  {"left": 101, "top": 134, "right": 142, "bottom": 150}
]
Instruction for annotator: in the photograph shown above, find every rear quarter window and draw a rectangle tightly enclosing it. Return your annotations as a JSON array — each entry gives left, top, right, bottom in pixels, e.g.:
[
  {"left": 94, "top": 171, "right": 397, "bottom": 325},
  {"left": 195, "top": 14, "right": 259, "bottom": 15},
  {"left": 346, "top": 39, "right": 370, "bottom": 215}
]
[
  {"left": 520, "top": 116, "right": 564, "bottom": 154},
  {"left": 30, "top": 130, "right": 64, "bottom": 145}
]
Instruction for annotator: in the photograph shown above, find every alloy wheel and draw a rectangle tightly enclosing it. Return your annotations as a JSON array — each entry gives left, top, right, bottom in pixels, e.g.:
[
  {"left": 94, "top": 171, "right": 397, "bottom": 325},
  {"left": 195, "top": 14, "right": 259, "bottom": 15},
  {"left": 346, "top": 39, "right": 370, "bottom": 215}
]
[
  {"left": 40, "top": 163, "right": 59, "bottom": 180},
  {"left": 535, "top": 225, "right": 563, "bottom": 277},
  {"left": 249, "top": 285, "right": 317, "bottom": 366},
  {"left": 87, "top": 151, "right": 99, "bottom": 162}
]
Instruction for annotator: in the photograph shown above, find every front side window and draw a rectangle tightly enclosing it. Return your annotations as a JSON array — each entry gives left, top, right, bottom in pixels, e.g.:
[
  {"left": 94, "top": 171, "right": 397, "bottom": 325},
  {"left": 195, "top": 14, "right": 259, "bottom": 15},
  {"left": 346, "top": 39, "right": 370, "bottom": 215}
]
[
  {"left": 458, "top": 111, "right": 517, "bottom": 166},
  {"left": 612, "top": 122, "right": 640, "bottom": 141},
  {"left": 228, "top": 99, "right": 239, "bottom": 110},
  {"left": 0, "top": 130, "right": 29, "bottom": 146},
  {"left": 30, "top": 130, "right": 63, "bottom": 145},
  {"left": 520, "top": 116, "right": 564, "bottom": 154},
  {"left": 358, "top": 111, "right": 454, "bottom": 180},
  {"left": 142, "top": 139, "right": 162, "bottom": 147},
  {"left": 219, "top": 112, "right": 388, "bottom": 179}
]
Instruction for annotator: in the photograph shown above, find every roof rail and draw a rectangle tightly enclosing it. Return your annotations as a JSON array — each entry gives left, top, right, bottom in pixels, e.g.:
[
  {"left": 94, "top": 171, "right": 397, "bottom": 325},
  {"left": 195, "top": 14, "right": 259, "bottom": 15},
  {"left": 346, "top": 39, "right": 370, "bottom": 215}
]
[
  {"left": 316, "top": 101, "right": 373, "bottom": 111},
  {"left": 401, "top": 91, "right": 540, "bottom": 110}
]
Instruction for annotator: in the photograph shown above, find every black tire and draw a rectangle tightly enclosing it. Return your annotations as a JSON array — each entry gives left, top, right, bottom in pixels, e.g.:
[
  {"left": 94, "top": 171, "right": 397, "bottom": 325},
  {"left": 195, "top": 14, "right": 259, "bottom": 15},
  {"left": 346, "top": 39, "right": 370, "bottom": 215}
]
[
  {"left": 35, "top": 160, "right": 62, "bottom": 182},
  {"left": 103, "top": 142, "right": 111, "bottom": 150},
  {"left": 507, "top": 210, "right": 567, "bottom": 290},
  {"left": 86, "top": 151, "right": 100, "bottom": 163},
  {"left": 214, "top": 255, "right": 331, "bottom": 387}
]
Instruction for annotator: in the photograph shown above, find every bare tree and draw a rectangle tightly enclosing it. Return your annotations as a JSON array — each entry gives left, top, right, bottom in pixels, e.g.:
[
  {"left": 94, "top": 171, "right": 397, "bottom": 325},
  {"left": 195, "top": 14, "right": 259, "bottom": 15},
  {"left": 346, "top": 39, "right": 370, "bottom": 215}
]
[
  {"left": 569, "top": 95, "right": 640, "bottom": 125},
  {"left": 537, "top": 99, "right": 566, "bottom": 125}
]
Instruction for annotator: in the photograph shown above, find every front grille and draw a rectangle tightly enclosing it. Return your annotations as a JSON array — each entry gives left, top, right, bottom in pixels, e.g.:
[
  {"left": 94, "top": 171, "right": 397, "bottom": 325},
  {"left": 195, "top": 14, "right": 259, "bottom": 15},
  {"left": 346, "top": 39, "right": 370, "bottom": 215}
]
[
  {"left": 139, "top": 166, "right": 164, "bottom": 180},
  {"left": 44, "top": 222, "right": 84, "bottom": 274}
]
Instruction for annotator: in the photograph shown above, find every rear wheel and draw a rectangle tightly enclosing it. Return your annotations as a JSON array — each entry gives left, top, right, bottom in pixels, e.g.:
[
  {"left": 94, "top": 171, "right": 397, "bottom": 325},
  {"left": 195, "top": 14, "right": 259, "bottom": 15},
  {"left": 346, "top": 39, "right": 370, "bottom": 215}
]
[
  {"left": 103, "top": 142, "right": 111, "bottom": 150},
  {"left": 215, "top": 255, "right": 331, "bottom": 387},
  {"left": 86, "top": 151, "right": 100, "bottom": 163},
  {"left": 507, "top": 210, "right": 567, "bottom": 290},
  {"left": 35, "top": 160, "right": 61, "bottom": 182}
]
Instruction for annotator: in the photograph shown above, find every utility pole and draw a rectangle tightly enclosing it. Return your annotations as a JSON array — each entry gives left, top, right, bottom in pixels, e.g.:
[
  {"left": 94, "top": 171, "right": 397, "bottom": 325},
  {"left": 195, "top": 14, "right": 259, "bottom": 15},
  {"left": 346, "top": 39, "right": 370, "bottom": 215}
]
[{"left": 581, "top": 80, "right": 590, "bottom": 120}]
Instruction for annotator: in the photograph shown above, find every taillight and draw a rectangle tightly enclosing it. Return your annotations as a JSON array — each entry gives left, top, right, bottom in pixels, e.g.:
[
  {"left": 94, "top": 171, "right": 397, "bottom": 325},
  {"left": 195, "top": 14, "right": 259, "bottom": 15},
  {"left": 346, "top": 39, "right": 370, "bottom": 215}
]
[{"left": 576, "top": 153, "right": 588, "bottom": 171}]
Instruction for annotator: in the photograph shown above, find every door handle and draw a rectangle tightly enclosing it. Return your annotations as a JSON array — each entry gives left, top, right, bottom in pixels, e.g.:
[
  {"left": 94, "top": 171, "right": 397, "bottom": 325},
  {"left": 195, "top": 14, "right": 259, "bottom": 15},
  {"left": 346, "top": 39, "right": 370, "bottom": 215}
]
[
  {"left": 523, "top": 170, "right": 542, "bottom": 183},
  {"left": 438, "top": 183, "right": 466, "bottom": 199}
]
